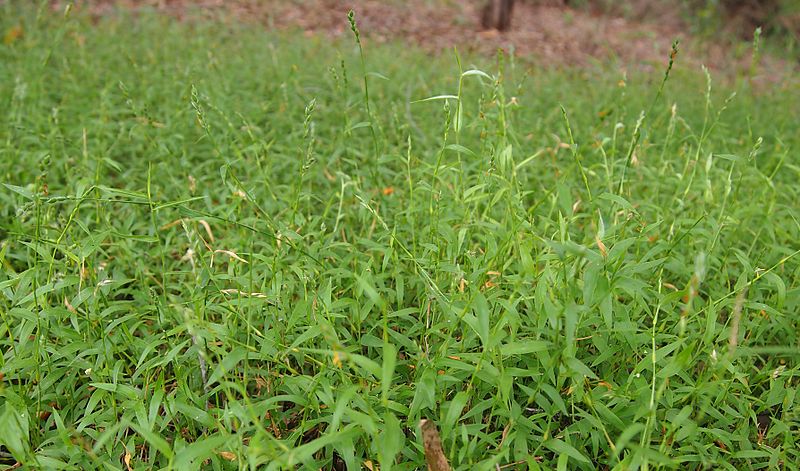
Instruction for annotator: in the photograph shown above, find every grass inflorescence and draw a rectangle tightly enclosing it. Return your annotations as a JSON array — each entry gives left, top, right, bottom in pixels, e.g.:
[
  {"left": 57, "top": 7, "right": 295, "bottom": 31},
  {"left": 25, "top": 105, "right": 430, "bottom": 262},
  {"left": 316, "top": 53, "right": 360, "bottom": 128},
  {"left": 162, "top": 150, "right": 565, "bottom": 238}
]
[{"left": 0, "top": 5, "right": 798, "bottom": 470}]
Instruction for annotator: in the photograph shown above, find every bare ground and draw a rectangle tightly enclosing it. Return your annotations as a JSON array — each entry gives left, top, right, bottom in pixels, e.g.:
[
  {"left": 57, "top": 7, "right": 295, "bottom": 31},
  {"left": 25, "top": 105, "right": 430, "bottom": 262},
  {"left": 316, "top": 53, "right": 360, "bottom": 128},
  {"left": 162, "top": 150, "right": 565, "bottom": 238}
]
[{"left": 51, "top": 0, "right": 797, "bottom": 80}]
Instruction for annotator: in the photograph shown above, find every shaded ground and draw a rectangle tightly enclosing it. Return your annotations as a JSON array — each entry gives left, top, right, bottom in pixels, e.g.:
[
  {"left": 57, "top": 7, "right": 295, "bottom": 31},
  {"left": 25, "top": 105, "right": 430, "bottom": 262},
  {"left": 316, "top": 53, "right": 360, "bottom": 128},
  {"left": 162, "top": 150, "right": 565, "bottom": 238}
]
[{"left": 55, "top": 0, "right": 796, "bottom": 78}]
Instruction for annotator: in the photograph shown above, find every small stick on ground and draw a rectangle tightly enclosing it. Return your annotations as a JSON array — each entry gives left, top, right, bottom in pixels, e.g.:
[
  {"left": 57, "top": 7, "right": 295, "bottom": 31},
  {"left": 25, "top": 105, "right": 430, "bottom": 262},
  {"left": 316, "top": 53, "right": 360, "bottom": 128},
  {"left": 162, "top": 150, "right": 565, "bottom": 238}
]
[{"left": 420, "top": 419, "right": 450, "bottom": 471}]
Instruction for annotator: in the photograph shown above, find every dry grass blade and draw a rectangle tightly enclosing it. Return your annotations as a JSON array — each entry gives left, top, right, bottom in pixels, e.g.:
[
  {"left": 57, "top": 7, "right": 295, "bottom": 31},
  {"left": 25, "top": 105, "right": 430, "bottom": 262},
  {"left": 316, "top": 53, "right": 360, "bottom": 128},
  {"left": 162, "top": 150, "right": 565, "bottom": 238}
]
[
  {"left": 420, "top": 419, "right": 450, "bottom": 471},
  {"left": 728, "top": 289, "right": 747, "bottom": 357}
]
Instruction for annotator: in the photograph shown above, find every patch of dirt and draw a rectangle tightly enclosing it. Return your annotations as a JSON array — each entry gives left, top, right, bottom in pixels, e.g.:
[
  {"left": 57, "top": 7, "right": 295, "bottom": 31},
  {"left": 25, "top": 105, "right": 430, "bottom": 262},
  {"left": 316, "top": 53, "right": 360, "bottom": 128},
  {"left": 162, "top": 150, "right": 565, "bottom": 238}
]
[
  {"left": 53, "top": 0, "right": 796, "bottom": 79},
  {"left": 273, "top": 0, "right": 685, "bottom": 68}
]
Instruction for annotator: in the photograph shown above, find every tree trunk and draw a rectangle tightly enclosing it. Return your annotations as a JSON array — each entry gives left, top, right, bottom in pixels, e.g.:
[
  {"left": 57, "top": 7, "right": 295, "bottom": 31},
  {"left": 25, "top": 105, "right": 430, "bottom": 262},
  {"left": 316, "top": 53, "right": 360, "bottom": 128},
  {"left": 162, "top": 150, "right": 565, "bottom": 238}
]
[{"left": 481, "top": 0, "right": 515, "bottom": 31}]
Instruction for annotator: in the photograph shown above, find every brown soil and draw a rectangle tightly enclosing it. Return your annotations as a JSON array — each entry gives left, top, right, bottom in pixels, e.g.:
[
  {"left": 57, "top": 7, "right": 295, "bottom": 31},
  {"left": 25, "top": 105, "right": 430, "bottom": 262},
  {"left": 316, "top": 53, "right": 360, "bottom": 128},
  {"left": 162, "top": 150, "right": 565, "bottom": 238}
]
[{"left": 54, "top": 0, "right": 796, "bottom": 78}]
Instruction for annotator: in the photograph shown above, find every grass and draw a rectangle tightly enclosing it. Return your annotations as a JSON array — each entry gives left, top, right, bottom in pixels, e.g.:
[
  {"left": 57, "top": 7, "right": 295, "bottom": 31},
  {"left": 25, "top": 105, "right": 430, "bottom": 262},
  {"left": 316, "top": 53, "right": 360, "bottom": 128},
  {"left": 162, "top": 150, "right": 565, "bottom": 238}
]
[{"left": 1, "top": 3, "right": 799, "bottom": 470}]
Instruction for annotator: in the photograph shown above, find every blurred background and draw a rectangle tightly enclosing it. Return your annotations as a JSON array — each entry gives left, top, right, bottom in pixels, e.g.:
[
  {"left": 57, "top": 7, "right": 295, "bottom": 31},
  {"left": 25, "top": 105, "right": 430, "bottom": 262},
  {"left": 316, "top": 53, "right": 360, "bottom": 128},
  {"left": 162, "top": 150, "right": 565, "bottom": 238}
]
[{"left": 38, "top": 0, "right": 800, "bottom": 73}]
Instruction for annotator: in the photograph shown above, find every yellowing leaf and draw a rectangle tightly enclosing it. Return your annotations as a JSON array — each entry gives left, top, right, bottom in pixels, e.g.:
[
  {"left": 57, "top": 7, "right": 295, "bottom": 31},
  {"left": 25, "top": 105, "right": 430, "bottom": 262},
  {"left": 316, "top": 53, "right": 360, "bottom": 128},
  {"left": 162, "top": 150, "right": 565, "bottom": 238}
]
[{"left": 123, "top": 450, "right": 133, "bottom": 471}]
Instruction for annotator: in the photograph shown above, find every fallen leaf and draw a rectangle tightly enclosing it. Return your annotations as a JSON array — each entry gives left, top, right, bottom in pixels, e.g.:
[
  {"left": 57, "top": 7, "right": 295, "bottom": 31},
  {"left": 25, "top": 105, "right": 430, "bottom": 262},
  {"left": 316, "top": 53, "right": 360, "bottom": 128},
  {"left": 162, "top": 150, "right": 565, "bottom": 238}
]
[
  {"left": 123, "top": 450, "right": 133, "bottom": 471},
  {"left": 64, "top": 297, "right": 77, "bottom": 313},
  {"left": 4, "top": 25, "right": 23, "bottom": 45}
]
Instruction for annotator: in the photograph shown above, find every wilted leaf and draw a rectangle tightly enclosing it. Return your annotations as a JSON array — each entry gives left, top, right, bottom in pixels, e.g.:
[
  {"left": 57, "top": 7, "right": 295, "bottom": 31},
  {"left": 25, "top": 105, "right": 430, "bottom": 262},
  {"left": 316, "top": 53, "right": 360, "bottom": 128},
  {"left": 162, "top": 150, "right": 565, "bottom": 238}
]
[
  {"left": 4, "top": 25, "right": 23, "bottom": 45},
  {"left": 123, "top": 450, "right": 133, "bottom": 471},
  {"left": 217, "top": 451, "right": 237, "bottom": 461}
]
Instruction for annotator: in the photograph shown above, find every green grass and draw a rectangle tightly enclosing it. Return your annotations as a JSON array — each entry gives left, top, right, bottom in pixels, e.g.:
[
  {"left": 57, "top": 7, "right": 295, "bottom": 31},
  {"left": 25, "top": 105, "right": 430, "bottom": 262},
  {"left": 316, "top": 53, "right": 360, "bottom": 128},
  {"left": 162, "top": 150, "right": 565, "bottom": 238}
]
[{"left": 1, "top": 4, "right": 799, "bottom": 470}]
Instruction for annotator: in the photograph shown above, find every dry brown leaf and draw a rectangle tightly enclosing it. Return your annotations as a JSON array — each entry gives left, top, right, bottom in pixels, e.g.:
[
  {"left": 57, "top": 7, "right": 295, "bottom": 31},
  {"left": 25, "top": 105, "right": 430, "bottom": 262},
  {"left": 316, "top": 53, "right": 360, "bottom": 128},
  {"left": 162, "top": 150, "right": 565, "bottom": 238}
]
[
  {"left": 596, "top": 236, "right": 607, "bottom": 258},
  {"left": 420, "top": 419, "right": 450, "bottom": 471},
  {"left": 80, "top": 263, "right": 91, "bottom": 281},
  {"left": 214, "top": 249, "right": 248, "bottom": 263},
  {"left": 4, "top": 25, "right": 23, "bottom": 45},
  {"left": 597, "top": 380, "right": 613, "bottom": 390},
  {"left": 64, "top": 296, "right": 77, "bottom": 314},
  {"left": 198, "top": 219, "right": 214, "bottom": 242},
  {"left": 332, "top": 350, "right": 343, "bottom": 368},
  {"left": 123, "top": 449, "right": 133, "bottom": 471},
  {"left": 728, "top": 290, "right": 747, "bottom": 357},
  {"left": 159, "top": 218, "right": 185, "bottom": 231}
]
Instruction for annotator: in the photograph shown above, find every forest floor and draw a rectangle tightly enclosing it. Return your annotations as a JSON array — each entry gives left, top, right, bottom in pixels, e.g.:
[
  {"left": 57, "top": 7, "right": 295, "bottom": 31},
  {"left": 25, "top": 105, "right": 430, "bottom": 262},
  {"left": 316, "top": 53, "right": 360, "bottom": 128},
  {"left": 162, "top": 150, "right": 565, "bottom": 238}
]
[{"left": 57, "top": 0, "right": 797, "bottom": 80}]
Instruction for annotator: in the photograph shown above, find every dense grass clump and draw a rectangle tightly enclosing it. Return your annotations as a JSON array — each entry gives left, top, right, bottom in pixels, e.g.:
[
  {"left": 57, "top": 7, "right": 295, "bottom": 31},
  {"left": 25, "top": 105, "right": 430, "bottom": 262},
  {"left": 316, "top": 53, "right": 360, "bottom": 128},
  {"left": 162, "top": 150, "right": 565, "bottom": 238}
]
[{"left": 1, "top": 5, "right": 798, "bottom": 470}]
